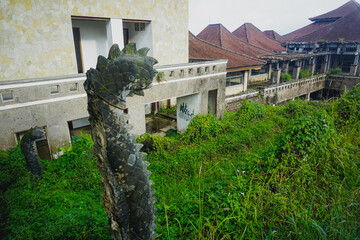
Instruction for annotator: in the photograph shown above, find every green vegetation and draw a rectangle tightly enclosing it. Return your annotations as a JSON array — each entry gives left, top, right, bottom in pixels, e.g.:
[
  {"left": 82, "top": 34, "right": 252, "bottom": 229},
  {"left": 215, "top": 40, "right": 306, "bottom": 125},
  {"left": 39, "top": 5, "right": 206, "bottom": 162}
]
[
  {"left": 0, "top": 135, "right": 109, "bottom": 239},
  {"left": 328, "top": 67, "right": 342, "bottom": 75},
  {"left": 280, "top": 73, "right": 291, "bottom": 82},
  {"left": 299, "top": 69, "right": 310, "bottom": 79},
  {"left": 1, "top": 86, "right": 360, "bottom": 239}
]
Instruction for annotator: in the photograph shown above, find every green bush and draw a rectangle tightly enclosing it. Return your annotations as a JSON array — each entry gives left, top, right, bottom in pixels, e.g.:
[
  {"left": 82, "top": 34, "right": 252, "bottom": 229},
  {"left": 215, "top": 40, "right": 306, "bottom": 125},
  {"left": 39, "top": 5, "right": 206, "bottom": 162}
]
[
  {"left": 280, "top": 73, "right": 291, "bottom": 81},
  {"left": 328, "top": 67, "right": 342, "bottom": 74},
  {"left": 299, "top": 69, "right": 310, "bottom": 79},
  {"left": 1, "top": 134, "right": 110, "bottom": 239}
]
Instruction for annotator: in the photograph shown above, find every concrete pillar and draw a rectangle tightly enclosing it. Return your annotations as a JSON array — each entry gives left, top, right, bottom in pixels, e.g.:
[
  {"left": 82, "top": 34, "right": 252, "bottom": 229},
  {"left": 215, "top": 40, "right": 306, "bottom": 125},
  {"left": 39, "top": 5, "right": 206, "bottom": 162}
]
[
  {"left": 306, "top": 93, "right": 310, "bottom": 101},
  {"left": 106, "top": 18, "right": 125, "bottom": 50},
  {"left": 350, "top": 55, "right": 359, "bottom": 76},
  {"left": 350, "top": 64, "right": 358, "bottom": 76},
  {"left": 281, "top": 61, "right": 289, "bottom": 74},
  {"left": 292, "top": 61, "right": 301, "bottom": 80},
  {"left": 309, "top": 64, "right": 316, "bottom": 75},
  {"left": 47, "top": 121, "right": 71, "bottom": 153},
  {"left": 320, "top": 55, "right": 329, "bottom": 74},
  {"left": 244, "top": 70, "right": 249, "bottom": 91},
  {"left": 272, "top": 69, "right": 281, "bottom": 84},
  {"left": 177, "top": 93, "right": 201, "bottom": 133},
  {"left": 268, "top": 63, "right": 272, "bottom": 80}
]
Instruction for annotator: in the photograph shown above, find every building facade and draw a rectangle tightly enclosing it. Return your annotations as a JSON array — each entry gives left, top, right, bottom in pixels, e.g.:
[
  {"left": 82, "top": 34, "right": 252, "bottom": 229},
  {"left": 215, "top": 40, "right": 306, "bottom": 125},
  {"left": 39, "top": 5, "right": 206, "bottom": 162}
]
[{"left": 0, "top": 0, "right": 227, "bottom": 155}]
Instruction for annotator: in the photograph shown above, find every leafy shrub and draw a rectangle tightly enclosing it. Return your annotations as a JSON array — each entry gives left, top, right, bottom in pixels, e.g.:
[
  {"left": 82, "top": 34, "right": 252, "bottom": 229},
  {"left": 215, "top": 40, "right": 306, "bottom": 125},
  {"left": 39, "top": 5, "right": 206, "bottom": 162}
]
[
  {"left": 299, "top": 69, "right": 310, "bottom": 79},
  {"left": 328, "top": 67, "right": 341, "bottom": 74},
  {"left": 1, "top": 134, "right": 110, "bottom": 239},
  {"left": 181, "top": 114, "right": 220, "bottom": 143},
  {"left": 280, "top": 73, "right": 291, "bottom": 81}
]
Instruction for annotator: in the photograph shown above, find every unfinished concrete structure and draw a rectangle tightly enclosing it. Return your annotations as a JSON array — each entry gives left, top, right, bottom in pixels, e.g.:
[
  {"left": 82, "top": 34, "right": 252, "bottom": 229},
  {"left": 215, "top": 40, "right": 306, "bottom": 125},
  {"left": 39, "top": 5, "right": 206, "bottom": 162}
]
[
  {"left": 284, "top": 0, "right": 360, "bottom": 76},
  {"left": 0, "top": 0, "right": 228, "bottom": 154},
  {"left": 0, "top": 59, "right": 226, "bottom": 152},
  {"left": 258, "top": 52, "right": 330, "bottom": 84}
]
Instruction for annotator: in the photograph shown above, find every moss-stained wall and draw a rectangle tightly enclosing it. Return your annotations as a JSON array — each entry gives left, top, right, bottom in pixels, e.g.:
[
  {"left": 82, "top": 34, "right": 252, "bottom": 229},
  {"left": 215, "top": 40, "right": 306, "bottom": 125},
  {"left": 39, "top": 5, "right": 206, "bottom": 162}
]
[{"left": 0, "top": 0, "right": 189, "bottom": 81}]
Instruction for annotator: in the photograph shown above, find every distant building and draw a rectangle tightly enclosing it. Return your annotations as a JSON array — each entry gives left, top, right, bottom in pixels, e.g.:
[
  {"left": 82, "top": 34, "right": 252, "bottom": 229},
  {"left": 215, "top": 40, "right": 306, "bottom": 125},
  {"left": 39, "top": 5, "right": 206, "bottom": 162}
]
[
  {"left": 189, "top": 32, "right": 266, "bottom": 96},
  {"left": 284, "top": 0, "right": 360, "bottom": 75},
  {"left": 197, "top": 24, "right": 272, "bottom": 84}
]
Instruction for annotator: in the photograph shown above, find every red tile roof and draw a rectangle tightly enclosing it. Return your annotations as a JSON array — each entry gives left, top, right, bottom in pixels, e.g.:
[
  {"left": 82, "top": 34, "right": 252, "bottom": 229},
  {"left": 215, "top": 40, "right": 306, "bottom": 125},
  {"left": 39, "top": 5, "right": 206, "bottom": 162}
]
[
  {"left": 294, "top": 8, "right": 360, "bottom": 42},
  {"left": 309, "top": 0, "right": 359, "bottom": 22},
  {"left": 263, "top": 30, "right": 286, "bottom": 43},
  {"left": 282, "top": 22, "right": 331, "bottom": 42},
  {"left": 283, "top": 0, "right": 360, "bottom": 42},
  {"left": 232, "top": 23, "right": 286, "bottom": 52},
  {"left": 197, "top": 24, "right": 272, "bottom": 58},
  {"left": 189, "top": 32, "right": 266, "bottom": 70}
]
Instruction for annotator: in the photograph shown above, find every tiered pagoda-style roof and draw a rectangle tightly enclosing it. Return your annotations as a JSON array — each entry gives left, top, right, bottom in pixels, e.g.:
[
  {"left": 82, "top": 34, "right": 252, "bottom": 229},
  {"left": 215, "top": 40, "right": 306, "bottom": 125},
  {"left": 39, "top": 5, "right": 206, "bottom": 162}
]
[
  {"left": 294, "top": 6, "right": 360, "bottom": 43},
  {"left": 189, "top": 32, "right": 266, "bottom": 70},
  {"left": 283, "top": 0, "right": 360, "bottom": 42},
  {"left": 197, "top": 24, "right": 272, "bottom": 58},
  {"left": 232, "top": 23, "right": 285, "bottom": 52}
]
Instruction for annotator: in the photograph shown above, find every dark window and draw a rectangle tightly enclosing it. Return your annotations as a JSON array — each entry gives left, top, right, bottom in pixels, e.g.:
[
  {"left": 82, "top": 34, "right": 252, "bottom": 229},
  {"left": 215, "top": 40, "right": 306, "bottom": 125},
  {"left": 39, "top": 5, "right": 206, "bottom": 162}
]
[{"left": 72, "top": 27, "right": 83, "bottom": 73}]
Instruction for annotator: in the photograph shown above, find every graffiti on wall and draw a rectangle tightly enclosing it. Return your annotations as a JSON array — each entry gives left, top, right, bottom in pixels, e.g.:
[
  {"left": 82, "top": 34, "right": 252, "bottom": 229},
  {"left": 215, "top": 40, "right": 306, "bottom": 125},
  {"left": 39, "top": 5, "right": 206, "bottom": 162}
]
[{"left": 178, "top": 102, "right": 195, "bottom": 121}]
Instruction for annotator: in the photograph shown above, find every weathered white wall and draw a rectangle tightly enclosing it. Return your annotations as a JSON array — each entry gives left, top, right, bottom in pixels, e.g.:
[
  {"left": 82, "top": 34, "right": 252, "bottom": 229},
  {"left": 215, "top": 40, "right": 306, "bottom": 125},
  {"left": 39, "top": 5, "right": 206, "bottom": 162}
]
[
  {"left": 0, "top": 0, "right": 189, "bottom": 81},
  {"left": 72, "top": 20, "right": 108, "bottom": 71},
  {"left": 177, "top": 93, "right": 201, "bottom": 133},
  {"left": 123, "top": 22, "right": 153, "bottom": 57}
]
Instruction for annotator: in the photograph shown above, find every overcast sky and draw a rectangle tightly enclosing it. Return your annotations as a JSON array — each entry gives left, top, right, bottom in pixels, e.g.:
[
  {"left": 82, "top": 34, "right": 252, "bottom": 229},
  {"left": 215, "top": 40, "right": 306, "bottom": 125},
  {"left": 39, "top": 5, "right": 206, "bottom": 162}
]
[{"left": 189, "top": 0, "right": 351, "bottom": 36}]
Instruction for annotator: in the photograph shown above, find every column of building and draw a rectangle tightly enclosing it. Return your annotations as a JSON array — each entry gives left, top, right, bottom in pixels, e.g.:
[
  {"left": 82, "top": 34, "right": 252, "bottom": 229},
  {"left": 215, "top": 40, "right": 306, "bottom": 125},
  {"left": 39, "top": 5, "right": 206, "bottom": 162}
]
[
  {"left": 272, "top": 62, "right": 281, "bottom": 84},
  {"left": 350, "top": 54, "right": 359, "bottom": 76},
  {"left": 308, "top": 57, "right": 316, "bottom": 75},
  {"left": 320, "top": 55, "right": 330, "bottom": 74},
  {"left": 292, "top": 60, "right": 301, "bottom": 80}
]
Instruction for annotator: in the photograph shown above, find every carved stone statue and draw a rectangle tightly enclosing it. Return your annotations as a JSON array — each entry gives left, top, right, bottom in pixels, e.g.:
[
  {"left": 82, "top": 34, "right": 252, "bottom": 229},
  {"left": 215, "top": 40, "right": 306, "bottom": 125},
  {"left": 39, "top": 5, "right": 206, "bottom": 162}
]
[
  {"left": 84, "top": 44, "right": 157, "bottom": 240},
  {"left": 20, "top": 127, "right": 45, "bottom": 176}
]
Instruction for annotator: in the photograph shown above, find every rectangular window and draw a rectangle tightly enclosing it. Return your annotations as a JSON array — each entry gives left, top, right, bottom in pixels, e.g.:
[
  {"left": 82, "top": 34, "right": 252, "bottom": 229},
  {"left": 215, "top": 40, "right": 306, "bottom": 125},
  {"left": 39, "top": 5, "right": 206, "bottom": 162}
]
[
  {"left": 69, "top": 83, "right": 78, "bottom": 91},
  {"left": 135, "top": 22, "right": 145, "bottom": 31},
  {"left": 1, "top": 91, "right": 13, "bottom": 101},
  {"left": 50, "top": 85, "right": 60, "bottom": 94}
]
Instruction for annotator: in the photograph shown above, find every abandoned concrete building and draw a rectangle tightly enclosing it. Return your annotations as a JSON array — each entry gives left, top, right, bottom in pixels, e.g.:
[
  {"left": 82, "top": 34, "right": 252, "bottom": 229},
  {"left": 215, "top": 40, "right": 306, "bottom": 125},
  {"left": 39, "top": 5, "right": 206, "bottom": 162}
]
[
  {"left": 196, "top": 24, "right": 272, "bottom": 84},
  {"left": 283, "top": 0, "right": 360, "bottom": 76},
  {"left": 0, "top": 0, "right": 227, "bottom": 157},
  {"left": 189, "top": 32, "right": 266, "bottom": 97}
]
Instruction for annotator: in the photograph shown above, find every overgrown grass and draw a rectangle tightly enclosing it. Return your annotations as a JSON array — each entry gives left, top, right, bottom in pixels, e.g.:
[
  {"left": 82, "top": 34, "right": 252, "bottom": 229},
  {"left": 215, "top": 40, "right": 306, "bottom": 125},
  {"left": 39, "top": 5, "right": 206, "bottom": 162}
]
[
  {"left": 1, "top": 86, "right": 360, "bottom": 239},
  {"left": 0, "top": 134, "right": 110, "bottom": 239},
  {"left": 139, "top": 87, "right": 360, "bottom": 239}
]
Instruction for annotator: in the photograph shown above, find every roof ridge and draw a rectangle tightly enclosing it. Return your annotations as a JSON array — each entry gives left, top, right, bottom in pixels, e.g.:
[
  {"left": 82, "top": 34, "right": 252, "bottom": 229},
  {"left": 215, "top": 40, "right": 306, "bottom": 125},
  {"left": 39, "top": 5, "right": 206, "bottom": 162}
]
[
  {"left": 192, "top": 34, "right": 266, "bottom": 63},
  {"left": 220, "top": 24, "right": 273, "bottom": 53},
  {"left": 219, "top": 24, "right": 223, "bottom": 47},
  {"left": 244, "top": 23, "right": 250, "bottom": 43}
]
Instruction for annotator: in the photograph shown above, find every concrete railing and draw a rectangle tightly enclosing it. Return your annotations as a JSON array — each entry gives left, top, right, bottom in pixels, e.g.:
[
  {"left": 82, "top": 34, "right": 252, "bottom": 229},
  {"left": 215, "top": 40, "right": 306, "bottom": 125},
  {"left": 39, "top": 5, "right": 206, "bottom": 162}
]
[
  {"left": 0, "top": 74, "right": 86, "bottom": 108},
  {"left": 326, "top": 75, "right": 360, "bottom": 92},
  {"left": 263, "top": 74, "right": 327, "bottom": 104},
  {"left": 0, "top": 60, "right": 227, "bottom": 151}
]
